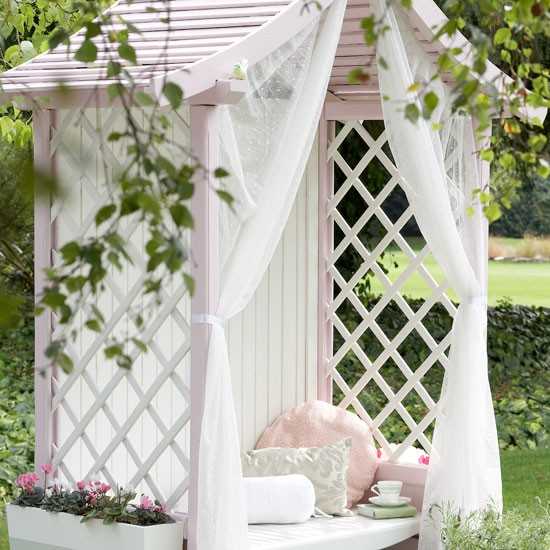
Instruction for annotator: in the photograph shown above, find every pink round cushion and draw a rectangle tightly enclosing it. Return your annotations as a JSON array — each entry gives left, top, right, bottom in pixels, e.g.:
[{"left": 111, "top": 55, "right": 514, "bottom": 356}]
[{"left": 256, "top": 400, "right": 377, "bottom": 506}]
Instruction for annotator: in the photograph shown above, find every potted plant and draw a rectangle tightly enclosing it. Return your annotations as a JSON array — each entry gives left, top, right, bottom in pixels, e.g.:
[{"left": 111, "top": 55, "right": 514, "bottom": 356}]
[{"left": 6, "top": 464, "right": 185, "bottom": 550}]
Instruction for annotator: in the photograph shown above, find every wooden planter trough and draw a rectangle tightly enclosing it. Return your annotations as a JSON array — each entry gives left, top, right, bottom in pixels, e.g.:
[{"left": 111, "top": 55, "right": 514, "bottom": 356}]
[{"left": 6, "top": 504, "right": 185, "bottom": 550}]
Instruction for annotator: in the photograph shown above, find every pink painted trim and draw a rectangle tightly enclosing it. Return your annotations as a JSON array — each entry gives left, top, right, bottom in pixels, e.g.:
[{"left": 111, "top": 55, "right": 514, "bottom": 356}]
[
  {"left": 33, "top": 108, "right": 55, "bottom": 473},
  {"left": 373, "top": 462, "right": 428, "bottom": 513},
  {"left": 325, "top": 98, "right": 384, "bottom": 121},
  {"left": 188, "top": 105, "right": 220, "bottom": 550},
  {"left": 317, "top": 115, "right": 334, "bottom": 403}
]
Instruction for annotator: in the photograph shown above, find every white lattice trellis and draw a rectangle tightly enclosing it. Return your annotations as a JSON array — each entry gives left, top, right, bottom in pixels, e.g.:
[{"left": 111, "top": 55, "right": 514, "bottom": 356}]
[
  {"left": 326, "top": 120, "right": 457, "bottom": 462},
  {"left": 46, "top": 107, "right": 192, "bottom": 509}
]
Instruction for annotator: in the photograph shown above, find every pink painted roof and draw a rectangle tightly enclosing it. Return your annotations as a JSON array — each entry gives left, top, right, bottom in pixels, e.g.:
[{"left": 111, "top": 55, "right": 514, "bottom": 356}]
[
  {"left": 0, "top": 0, "right": 512, "bottom": 109},
  {"left": 0, "top": 0, "right": 292, "bottom": 98}
]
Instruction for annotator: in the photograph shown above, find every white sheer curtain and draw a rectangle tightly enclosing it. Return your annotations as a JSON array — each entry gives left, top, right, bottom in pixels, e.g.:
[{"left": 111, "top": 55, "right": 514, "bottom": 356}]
[
  {"left": 374, "top": 1, "right": 501, "bottom": 548},
  {"left": 195, "top": 2, "right": 347, "bottom": 549}
]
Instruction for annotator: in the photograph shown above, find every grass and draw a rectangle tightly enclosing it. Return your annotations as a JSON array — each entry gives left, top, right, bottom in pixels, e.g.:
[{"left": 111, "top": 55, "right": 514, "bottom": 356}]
[
  {"left": 0, "top": 449, "right": 547, "bottom": 549},
  {"left": 502, "top": 448, "right": 550, "bottom": 513},
  {"left": 370, "top": 238, "right": 550, "bottom": 307}
]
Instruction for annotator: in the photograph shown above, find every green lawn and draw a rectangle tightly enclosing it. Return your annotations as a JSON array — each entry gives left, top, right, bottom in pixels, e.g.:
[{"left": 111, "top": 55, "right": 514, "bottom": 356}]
[
  {"left": 1, "top": 448, "right": 547, "bottom": 549},
  {"left": 501, "top": 448, "right": 550, "bottom": 513},
  {"left": 371, "top": 243, "right": 550, "bottom": 307}
]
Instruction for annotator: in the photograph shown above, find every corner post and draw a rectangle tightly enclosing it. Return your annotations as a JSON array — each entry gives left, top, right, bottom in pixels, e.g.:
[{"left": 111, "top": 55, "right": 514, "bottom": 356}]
[
  {"left": 33, "top": 108, "right": 55, "bottom": 473},
  {"left": 317, "top": 112, "right": 335, "bottom": 403},
  {"left": 188, "top": 105, "right": 220, "bottom": 550}
]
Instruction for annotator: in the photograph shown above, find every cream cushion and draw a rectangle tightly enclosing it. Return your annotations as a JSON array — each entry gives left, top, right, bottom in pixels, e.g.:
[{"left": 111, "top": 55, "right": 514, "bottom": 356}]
[
  {"left": 242, "top": 439, "right": 352, "bottom": 516},
  {"left": 256, "top": 400, "right": 378, "bottom": 506}
]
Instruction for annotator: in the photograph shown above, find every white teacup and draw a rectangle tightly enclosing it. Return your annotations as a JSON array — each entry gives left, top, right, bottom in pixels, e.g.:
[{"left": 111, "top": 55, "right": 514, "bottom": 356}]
[{"left": 371, "top": 480, "right": 403, "bottom": 504}]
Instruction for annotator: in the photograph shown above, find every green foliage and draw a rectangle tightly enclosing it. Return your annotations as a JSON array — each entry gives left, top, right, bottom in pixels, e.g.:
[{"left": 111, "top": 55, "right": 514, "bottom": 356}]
[
  {"left": 492, "top": 177, "right": 550, "bottom": 237},
  {"left": 0, "top": 319, "right": 34, "bottom": 504},
  {"left": 439, "top": 504, "right": 550, "bottom": 549},
  {"left": 334, "top": 297, "right": 550, "bottom": 450},
  {"left": 0, "top": 141, "right": 33, "bottom": 318},
  {"left": 1, "top": 0, "right": 234, "bottom": 368},
  {"left": 362, "top": 0, "right": 550, "bottom": 222}
]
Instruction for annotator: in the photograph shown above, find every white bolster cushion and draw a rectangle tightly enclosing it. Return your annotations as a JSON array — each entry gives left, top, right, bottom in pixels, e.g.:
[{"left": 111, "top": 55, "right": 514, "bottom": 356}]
[{"left": 244, "top": 474, "right": 315, "bottom": 525}]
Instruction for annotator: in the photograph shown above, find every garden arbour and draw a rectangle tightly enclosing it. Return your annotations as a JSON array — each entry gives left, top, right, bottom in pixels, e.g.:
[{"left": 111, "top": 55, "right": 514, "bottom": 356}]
[{"left": 0, "top": 0, "right": 538, "bottom": 549}]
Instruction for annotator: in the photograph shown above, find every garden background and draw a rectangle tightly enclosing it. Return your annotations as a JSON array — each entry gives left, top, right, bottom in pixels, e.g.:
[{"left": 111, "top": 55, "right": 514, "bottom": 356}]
[{"left": 0, "top": 0, "right": 549, "bottom": 548}]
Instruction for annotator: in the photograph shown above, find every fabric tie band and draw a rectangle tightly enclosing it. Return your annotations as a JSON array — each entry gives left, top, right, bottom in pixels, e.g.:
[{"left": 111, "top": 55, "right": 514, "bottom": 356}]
[{"left": 191, "top": 314, "right": 225, "bottom": 328}]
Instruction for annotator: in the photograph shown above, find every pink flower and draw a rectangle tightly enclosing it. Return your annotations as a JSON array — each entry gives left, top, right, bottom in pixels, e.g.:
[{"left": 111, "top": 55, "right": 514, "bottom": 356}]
[
  {"left": 40, "top": 464, "right": 53, "bottom": 475},
  {"left": 76, "top": 480, "right": 87, "bottom": 491},
  {"left": 16, "top": 472, "right": 40, "bottom": 493},
  {"left": 98, "top": 483, "right": 111, "bottom": 494},
  {"left": 376, "top": 448, "right": 382, "bottom": 459},
  {"left": 139, "top": 495, "right": 154, "bottom": 510},
  {"left": 418, "top": 454, "right": 430, "bottom": 466}
]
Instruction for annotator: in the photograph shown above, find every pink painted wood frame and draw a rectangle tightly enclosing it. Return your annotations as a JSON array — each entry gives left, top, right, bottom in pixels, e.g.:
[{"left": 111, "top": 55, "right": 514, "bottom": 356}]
[
  {"left": 317, "top": 115, "right": 335, "bottom": 403},
  {"left": 33, "top": 108, "right": 56, "bottom": 472},
  {"left": 188, "top": 105, "right": 220, "bottom": 550},
  {"left": 324, "top": 97, "right": 384, "bottom": 121}
]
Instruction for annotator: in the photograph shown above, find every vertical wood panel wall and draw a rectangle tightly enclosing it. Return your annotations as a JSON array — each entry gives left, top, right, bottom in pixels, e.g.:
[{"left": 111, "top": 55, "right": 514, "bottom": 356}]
[{"left": 227, "top": 137, "right": 320, "bottom": 451}]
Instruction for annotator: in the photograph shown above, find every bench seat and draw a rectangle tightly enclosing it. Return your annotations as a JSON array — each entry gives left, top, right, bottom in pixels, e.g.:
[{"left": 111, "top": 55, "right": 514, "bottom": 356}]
[{"left": 249, "top": 514, "right": 420, "bottom": 550}]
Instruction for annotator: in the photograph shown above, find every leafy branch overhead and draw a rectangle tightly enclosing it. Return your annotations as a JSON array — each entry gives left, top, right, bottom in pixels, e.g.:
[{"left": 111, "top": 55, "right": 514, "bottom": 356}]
[
  {"left": 0, "top": 0, "right": 234, "bottom": 371},
  {"left": 350, "top": 0, "right": 550, "bottom": 223}
]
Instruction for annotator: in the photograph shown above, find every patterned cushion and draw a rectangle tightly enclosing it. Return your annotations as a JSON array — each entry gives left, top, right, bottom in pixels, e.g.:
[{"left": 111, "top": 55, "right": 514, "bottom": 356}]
[
  {"left": 242, "top": 438, "right": 352, "bottom": 516},
  {"left": 255, "top": 400, "right": 378, "bottom": 506}
]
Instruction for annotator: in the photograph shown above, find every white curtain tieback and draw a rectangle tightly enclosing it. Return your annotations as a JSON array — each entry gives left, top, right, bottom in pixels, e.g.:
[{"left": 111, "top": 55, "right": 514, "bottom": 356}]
[{"left": 191, "top": 314, "right": 225, "bottom": 328}]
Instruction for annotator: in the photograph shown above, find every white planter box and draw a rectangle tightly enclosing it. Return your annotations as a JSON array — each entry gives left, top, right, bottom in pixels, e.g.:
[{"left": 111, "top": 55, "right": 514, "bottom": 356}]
[{"left": 6, "top": 504, "right": 185, "bottom": 550}]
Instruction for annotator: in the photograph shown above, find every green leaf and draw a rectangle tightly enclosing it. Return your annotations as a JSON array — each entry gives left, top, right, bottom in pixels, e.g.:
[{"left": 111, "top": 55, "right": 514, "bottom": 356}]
[
  {"left": 214, "top": 167, "right": 230, "bottom": 178},
  {"left": 95, "top": 204, "right": 117, "bottom": 226},
  {"left": 404, "top": 103, "right": 420, "bottom": 123},
  {"left": 85, "top": 319, "right": 102, "bottom": 332},
  {"left": 132, "top": 338, "right": 148, "bottom": 353},
  {"left": 74, "top": 40, "right": 97, "bottom": 63},
  {"left": 57, "top": 353, "right": 74, "bottom": 374},
  {"left": 494, "top": 28, "right": 511, "bottom": 46},
  {"left": 423, "top": 91, "right": 439, "bottom": 116},
  {"left": 105, "top": 345, "right": 123, "bottom": 359},
  {"left": 48, "top": 29, "right": 69, "bottom": 50},
  {"left": 135, "top": 91, "right": 155, "bottom": 107},
  {"left": 60, "top": 241, "right": 81, "bottom": 264},
  {"left": 183, "top": 273, "right": 195, "bottom": 296},
  {"left": 162, "top": 82, "right": 183, "bottom": 110},
  {"left": 107, "top": 61, "right": 122, "bottom": 78},
  {"left": 216, "top": 189, "right": 235, "bottom": 207},
  {"left": 480, "top": 149, "right": 494, "bottom": 162},
  {"left": 170, "top": 204, "right": 194, "bottom": 228},
  {"left": 118, "top": 43, "right": 137, "bottom": 64}
]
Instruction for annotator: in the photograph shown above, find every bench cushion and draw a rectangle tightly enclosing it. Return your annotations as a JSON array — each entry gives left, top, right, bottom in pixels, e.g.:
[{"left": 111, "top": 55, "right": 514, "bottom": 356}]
[{"left": 249, "top": 515, "right": 420, "bottom": 550}]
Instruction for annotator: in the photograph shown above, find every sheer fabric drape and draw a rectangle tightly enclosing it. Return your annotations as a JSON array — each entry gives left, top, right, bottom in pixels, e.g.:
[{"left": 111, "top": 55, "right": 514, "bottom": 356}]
[
  {"left": 195, "top": 2, "right": 347, "bottom": 549},
  {"left": 374, "top": 1, "right": 501, "bottom": 548}
]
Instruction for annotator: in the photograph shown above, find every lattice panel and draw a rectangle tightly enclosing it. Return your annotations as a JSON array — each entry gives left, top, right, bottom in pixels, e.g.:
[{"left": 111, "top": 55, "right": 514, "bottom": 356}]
[
  {"left": 49, "top": 107, "right": 192, "bottom": 509},
  {"left": 326, "top": 120, "right": 457, "bottom": 461}
]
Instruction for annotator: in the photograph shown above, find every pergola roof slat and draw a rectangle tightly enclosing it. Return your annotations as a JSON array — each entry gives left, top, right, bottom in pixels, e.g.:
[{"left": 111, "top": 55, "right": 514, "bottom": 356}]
[{"left": 0, "top": 0, "right": 514, "bottom": 109}]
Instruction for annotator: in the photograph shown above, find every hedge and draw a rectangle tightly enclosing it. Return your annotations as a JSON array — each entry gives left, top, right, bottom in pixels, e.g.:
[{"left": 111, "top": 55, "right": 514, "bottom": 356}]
[
  {"left": 0, "top": 320, "right": 34, "bottom": 503},
  {"left": 334, "top": 298, "right": 550, "bottom": 451}
]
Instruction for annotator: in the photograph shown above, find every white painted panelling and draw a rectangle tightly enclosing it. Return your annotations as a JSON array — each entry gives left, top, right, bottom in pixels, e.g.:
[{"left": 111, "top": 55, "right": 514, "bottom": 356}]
[
  {"left": 52, "top": 107, "right": 192, "bottom": 511},
  {"left": 227, "top": 136, "right": 319, "bottom": 451}
]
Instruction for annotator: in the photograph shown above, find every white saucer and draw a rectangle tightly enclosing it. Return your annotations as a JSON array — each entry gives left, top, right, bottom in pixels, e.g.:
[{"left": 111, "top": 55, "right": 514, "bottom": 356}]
[{"left": 369, "top": 496, "right": 411, "bottom": 507}]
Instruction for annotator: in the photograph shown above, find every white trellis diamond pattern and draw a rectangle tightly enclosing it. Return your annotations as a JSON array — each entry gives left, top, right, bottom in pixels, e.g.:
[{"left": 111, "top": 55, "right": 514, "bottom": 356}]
[
  {"left": 48, "top": 108, "right": 192, "bottom": 509},
  {"left": 327, "top": 120, "right": 457, "bottom": 461}
]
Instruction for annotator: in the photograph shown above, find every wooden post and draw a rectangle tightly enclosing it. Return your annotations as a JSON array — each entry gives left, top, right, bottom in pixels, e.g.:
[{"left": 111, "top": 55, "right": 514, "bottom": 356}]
[
  {"left": 33, "top": 108, "right": 55, "bottom": 472},
  {"left": 317, "top": 113, "right": 335, "bottom": 403},
  {"left": 188, "top": 105, "right": 220, "bottom": 550}
]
